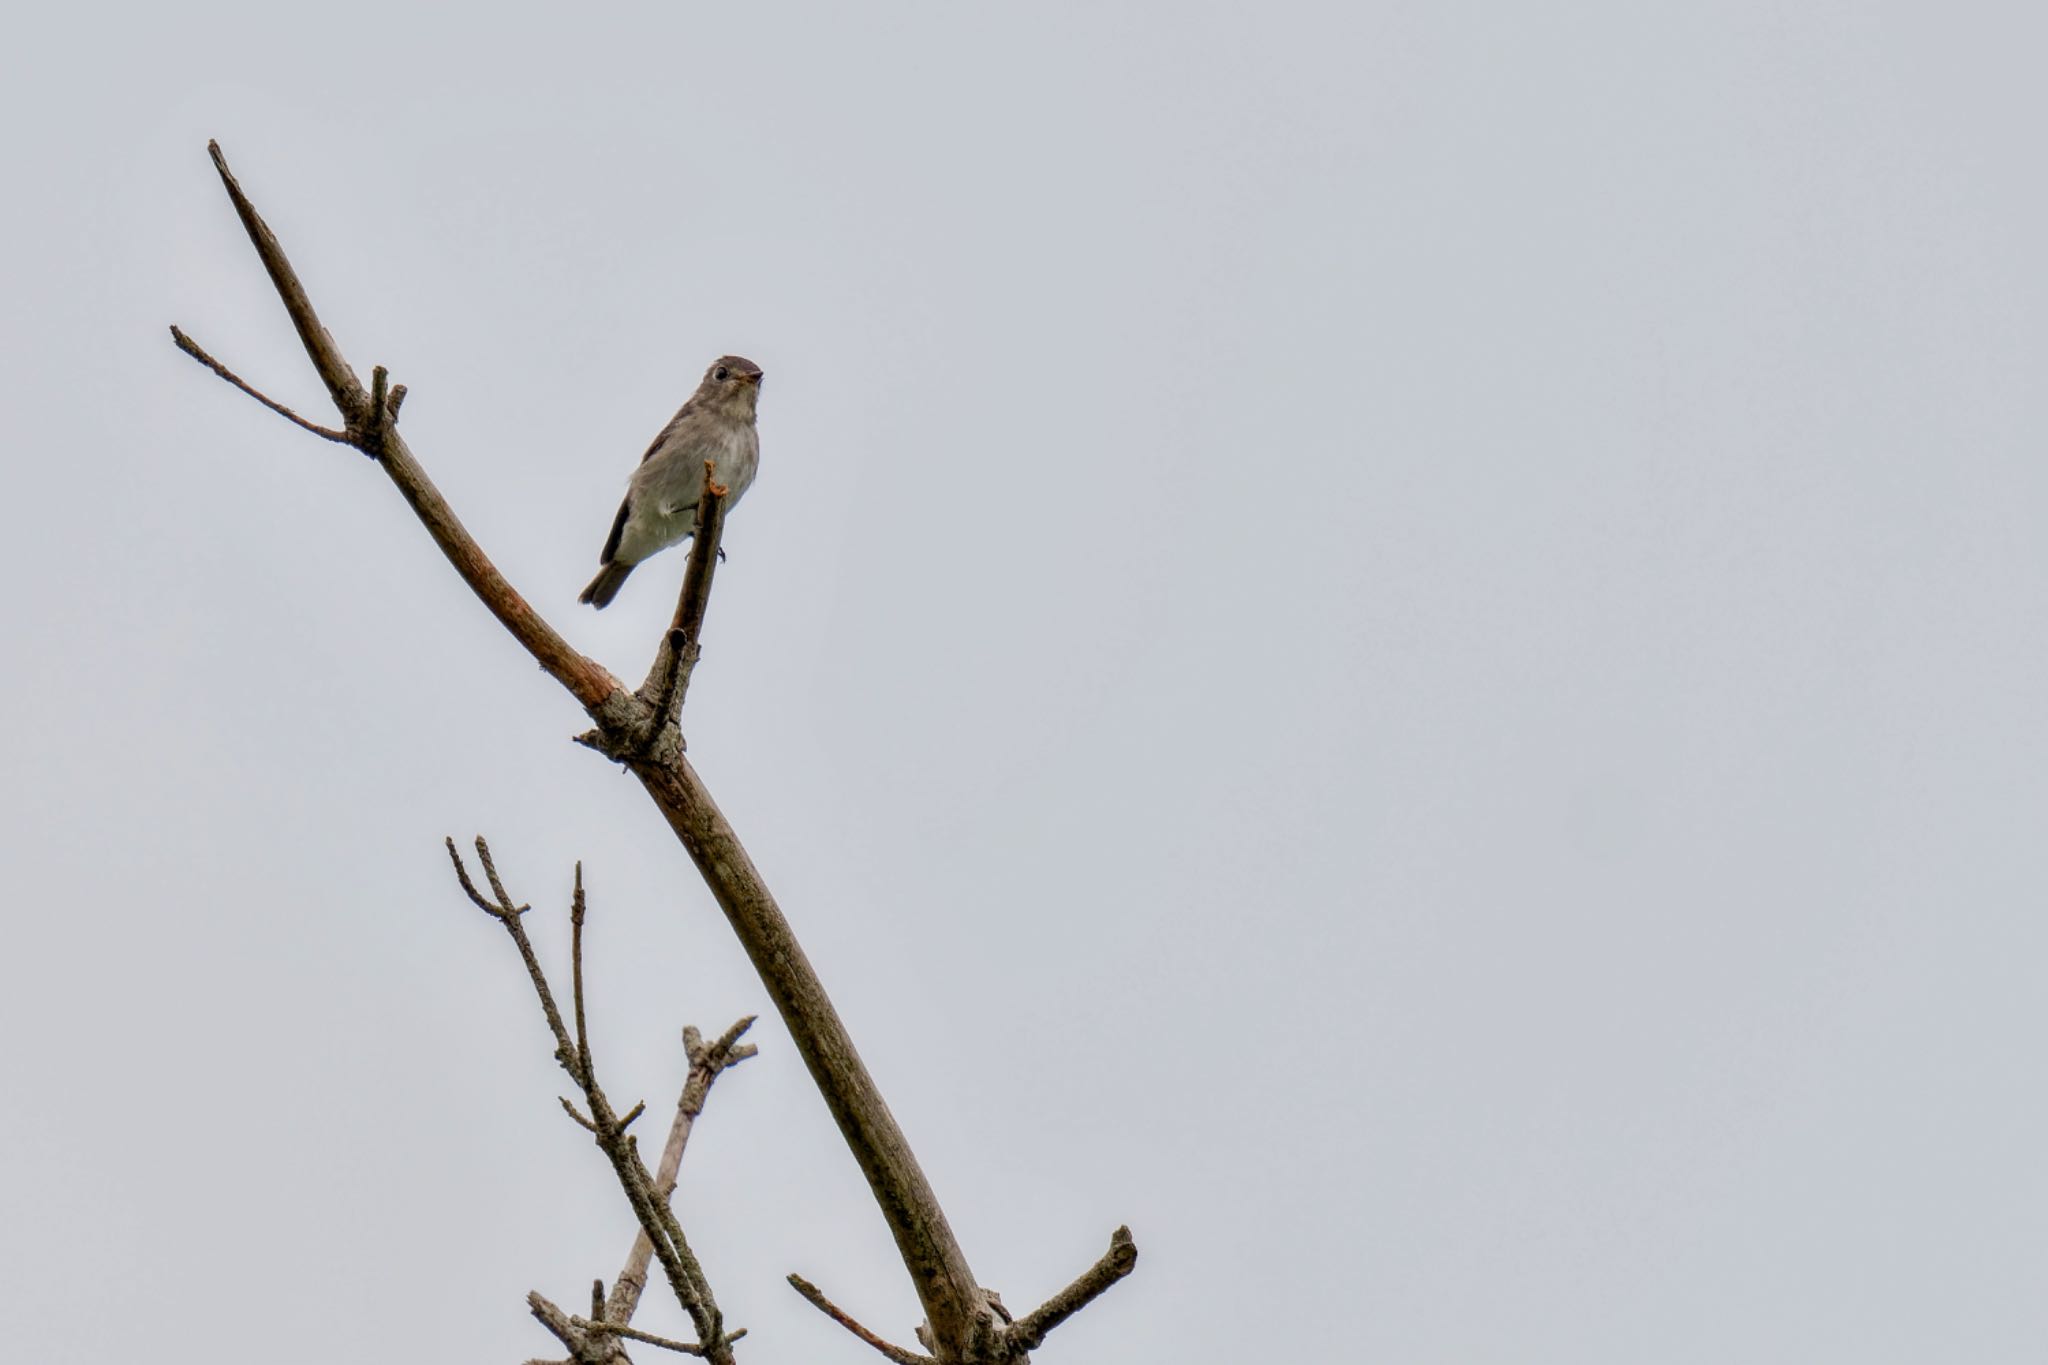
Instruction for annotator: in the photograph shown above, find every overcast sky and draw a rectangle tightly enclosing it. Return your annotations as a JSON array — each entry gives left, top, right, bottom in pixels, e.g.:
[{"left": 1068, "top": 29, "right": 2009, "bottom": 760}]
[{"left": 6, "top": 3, "right": 2048, "bottom": 1362}]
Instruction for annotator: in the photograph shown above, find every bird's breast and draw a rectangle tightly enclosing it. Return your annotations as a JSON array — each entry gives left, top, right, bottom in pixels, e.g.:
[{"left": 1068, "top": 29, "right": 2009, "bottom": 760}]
[{"left": 713, "top": 426, "right": 760, "bottom": 504}]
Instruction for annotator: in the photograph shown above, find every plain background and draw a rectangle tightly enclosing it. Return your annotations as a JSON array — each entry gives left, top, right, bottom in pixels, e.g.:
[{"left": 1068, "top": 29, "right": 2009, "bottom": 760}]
[{"left": 6, "top": 3, "right": 2047, "bottom": 1361}]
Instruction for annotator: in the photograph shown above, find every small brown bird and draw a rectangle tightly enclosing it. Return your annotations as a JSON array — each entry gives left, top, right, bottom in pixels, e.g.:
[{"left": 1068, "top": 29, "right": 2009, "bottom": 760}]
[{"left": 579, "top": 356, "right": 764, "bottom": 608}]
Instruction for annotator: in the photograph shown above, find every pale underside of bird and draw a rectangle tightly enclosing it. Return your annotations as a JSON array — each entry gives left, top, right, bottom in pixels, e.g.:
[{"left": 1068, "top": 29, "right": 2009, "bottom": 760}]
[{"left": 580, "top": 355, "right": 763, "bottom": 609}]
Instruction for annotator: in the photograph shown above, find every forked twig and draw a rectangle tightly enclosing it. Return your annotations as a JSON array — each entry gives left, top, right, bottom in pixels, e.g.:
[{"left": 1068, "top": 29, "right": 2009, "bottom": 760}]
[
  {"left": 200, "top": 139, "right": 365, "bottom": 417},
  {"left": 448, "top": 837, "right": 740, "bottom": 1365},
  {"left": 531, "top": 1290, "right": 752, "bottom": 1360},
  {"left": 173, "top": 142, "right": 622, "bottom": 709},
  {"left": 604, "top": 1017, "right": 758, "bottom": 1326}
]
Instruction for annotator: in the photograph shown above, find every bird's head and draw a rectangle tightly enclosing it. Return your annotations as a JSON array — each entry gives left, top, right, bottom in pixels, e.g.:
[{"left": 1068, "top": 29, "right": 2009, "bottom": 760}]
[{"left": 696, "top": 355, "right": 764, "bottom": 417}]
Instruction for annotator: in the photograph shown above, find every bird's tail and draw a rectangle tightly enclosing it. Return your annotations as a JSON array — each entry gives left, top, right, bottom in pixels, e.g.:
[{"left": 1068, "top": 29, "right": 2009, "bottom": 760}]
[{"left": 578, "top": 561, "right": 634, "bottom": 609}]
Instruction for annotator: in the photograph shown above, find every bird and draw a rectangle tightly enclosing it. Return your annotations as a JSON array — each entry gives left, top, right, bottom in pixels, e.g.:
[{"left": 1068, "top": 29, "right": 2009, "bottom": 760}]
[{"left": 579, "top": 355, "right": 764, "bottom": 609}]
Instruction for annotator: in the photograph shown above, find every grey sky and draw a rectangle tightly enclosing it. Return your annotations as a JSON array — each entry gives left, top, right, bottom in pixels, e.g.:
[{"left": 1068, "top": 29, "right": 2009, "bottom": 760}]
[{"left": 5, "top": 3, "right": 2047, "bottom": 1361}]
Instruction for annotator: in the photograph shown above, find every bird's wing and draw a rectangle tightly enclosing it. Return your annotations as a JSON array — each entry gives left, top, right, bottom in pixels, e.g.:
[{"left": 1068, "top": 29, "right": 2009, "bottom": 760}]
[
  {"left": 600, "top": 496, "right": 631, "bottom": 564},
  {"left": 639, "top": 401, "right": 696, "bottom": 464}
]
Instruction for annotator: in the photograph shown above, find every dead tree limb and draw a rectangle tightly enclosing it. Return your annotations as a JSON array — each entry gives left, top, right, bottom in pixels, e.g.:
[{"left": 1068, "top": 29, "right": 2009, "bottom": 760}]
[
  {"left": 641, "top": 463, "right": 729, "bottom": 729},
  {"left": 1004, "top": 1227, "right": 1139, "bottom": 1354},
  {"left": 604, "top": 1018, "right": 758, "bottom": 1328},
  {"left": 448, "top": 841, "right": 742, "bottom": 1365},
  {"left": 175, "top": 141, "right": 1135, "bottom": 1361},
  {"left": 178, "top": 142, "right": 623, "bottom": 715},
  {"left": 788, "top": 1274, "right": 935, "bottom": 1365},
  {"left": 528, "top": 1289, "right": 752, "bottom": 1362}
]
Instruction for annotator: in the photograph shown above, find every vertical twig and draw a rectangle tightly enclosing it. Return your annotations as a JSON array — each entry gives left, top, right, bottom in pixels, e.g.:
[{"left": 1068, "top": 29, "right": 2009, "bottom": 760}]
[
  {"left": 571, "top": 862, "right": 592, "bottom": 1082},
  {"left": 640, "top": 461, "right": 730, "bottom": 743},
  {"left": 448, "top": 839, "right": 741, "bottom": 1365},
  {"left": 604, "top": 1018, "right": 757, "bottom": 1327}
]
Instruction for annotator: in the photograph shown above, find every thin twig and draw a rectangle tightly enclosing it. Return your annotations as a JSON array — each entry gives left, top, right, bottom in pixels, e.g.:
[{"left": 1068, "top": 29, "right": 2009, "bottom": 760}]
[
  {"left": 449, "top": 838, "right": 736, "bottom": 1365},
  {"left": 787, "top": 1275, "right": 934, "bottom": 1365},
  {"left": 476, "top": 839, "right": 518, "bottom": 913},
  {"left": 204, "top": 139, "right": 367, "bottom": 418},
  {"left": 189, "top": 142, "right": 625, "bottom": 710},
  {"left": 169, "top": 326, "right": 352, "bottom": 443},
  {"left": 571, "top": 863, "right": 591, "bottom": 1082},
  {"left": 368, "top": 365, "right": 394, "bottom": 449},
  {"left": 603, "top": 1016, "right": 757, "bottom": 1327},
  {"left": 581, "top": 1317, "right": 749, "bottom": 1356},
  {"left": 448, "top": 838, "right": 572, "bottom": 1068},
  {"left": 638, "top": 462, "right": 730, "bottom": 756},
  {"left": 444, "top": 841, "right": 504, "bottom": 918},
  {"left": 1003, "top": 1225, "right": 1140, "bottom": 1353}
]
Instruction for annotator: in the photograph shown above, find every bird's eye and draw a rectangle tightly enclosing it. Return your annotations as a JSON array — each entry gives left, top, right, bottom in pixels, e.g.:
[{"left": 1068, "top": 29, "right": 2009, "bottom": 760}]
[{"left": 714, "top": 366, "right": 730, "bottom": 381}]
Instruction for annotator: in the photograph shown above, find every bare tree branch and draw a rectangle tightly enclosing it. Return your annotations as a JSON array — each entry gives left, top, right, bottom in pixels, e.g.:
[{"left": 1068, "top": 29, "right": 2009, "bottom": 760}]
[
  {"left": 174, "top": 145, "right": 623, "bottom": 712},
  {"left": 558, "top": 1096, "right": 599, "bottom": 1132},
  {"left": 788, "top": 1274, "right": 935, "bottom": 1365},
  {"left": 180, "top": 141, "right": 1135, "bottom": 1360},
  {"left": 448, "top": 838, "right": 740, "bottom": 1365},
  {"left": 571, "top": 863, "right": 592, "bottom": 1083},
  {"left": 1003, "top": 1227, "right": 1139, "bottom": 1354},
  {"left": 533, "top": 1291, "right": 752, "bottom": 1361},
  {"left": 202, "top": 139, "right": 367, "bottom": 418},
  {"left": 587, "top": 1317, "right": 748, "bottom": 1356},
  {"left": 640, "top": 462, "right": 730, "bottom": 755},
  {"left": 529, "top": 1291, "right": 630, "bottom": 1365},
  {"left": 604, "top": 1017, "right": 758, "bottom": 1326},
  {"left": 625, "top": 758, "right": 990, "bottom": 1352},
  {"left": 168, "top": 326, "right": 350, "bottom": 442}
]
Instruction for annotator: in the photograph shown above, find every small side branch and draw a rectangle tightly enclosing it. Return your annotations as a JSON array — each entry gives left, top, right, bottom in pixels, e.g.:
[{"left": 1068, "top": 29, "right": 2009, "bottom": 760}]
[
  {"left": 445, "top": 837, "right": 570, "bottom": 1053},
  {"left": 448, "top": 837, "right": 740, "bottom": 1365},
  {"left": 604, "top": 1016, "right": 758, "bottom": 1326},
  {"left": 204, "top": 139, "right": 367, "bottom": 418},
  {"left": 168, "top": 326, "right": 350, "bottom": 443},
  {"left": 1001, "top": 1226, "right": 1140, "bottom": 1354},
  {"left": 531, "top": 1292, "right": 749, "bottom": 1360},
  {"left": 637, "top": 462, "right": 731, "bottom": 757},
  {"left": 178, "top": 141, "right": 627, "bottom": 712},
  {"left": 787, "top": 1274, "right": 934, "bottom": 1365},
  {"left": 590, "top": 1319, "right": 747, "bottom": 1357},
  {"left": 570, "top": 863, "right": 592, "bottom": 1082}
]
